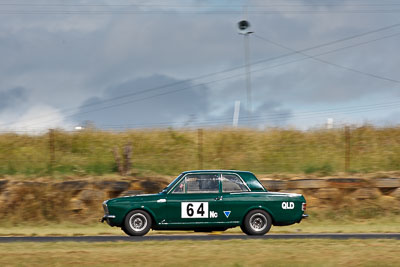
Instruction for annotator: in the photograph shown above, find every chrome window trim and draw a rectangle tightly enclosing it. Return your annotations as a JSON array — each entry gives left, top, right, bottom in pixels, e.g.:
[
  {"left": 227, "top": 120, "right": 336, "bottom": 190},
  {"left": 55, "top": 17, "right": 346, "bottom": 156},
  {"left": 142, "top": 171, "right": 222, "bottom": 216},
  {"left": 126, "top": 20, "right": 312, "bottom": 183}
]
[{"left": 167, "top": 172, "right": 221, "bottom": 194}]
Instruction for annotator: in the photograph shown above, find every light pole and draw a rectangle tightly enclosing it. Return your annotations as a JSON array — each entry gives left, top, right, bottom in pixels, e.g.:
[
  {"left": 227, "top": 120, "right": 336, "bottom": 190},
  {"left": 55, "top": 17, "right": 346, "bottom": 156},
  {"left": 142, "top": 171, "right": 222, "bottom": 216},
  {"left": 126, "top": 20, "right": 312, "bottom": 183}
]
[{"left": 238, "top": 20, "right": 253, "bottom": 116}]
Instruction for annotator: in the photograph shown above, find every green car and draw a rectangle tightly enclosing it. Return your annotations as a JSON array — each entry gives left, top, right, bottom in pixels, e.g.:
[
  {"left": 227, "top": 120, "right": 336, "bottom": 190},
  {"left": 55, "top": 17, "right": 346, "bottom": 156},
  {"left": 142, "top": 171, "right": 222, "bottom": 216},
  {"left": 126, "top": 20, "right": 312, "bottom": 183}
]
[{"left": 101, "top": 170, "right": 308, "bottom": 236}]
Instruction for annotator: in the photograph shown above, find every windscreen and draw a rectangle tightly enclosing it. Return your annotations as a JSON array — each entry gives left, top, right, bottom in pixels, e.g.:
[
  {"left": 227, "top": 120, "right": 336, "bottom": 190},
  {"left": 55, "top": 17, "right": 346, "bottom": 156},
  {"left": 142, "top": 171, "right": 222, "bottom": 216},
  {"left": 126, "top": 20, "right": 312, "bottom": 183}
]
[{"left": 161, "top": 174, "right": 183, "bottom": 193}]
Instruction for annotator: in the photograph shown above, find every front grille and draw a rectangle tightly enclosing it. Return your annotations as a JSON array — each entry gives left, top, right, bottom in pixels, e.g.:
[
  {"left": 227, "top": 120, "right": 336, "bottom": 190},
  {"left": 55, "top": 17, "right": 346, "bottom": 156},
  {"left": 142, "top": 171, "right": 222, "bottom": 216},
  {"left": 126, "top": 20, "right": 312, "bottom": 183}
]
[{"left": 103, "top": 201, "right": 109, "bottom": 215}]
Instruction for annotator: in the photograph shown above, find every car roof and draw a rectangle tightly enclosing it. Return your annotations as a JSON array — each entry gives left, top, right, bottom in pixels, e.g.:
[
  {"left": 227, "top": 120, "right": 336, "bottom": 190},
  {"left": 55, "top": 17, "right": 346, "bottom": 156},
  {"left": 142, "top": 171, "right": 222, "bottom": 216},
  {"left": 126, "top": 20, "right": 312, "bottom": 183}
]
[
  {"left": 178, "top": 170, "right": 266, "bottom": 192},
  {"left": 181, "top": 170, "right": 254, "bottom": 175}
]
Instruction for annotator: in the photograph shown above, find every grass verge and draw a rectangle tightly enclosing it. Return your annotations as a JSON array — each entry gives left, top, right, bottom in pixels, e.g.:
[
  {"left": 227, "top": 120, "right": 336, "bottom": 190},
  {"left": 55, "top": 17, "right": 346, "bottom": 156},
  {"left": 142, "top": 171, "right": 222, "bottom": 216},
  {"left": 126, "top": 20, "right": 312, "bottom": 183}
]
[
  {"left": 0, "top": 239, "right": 399, "bottom": 266},
  {"left": 2, "top": 126, "right": 400, "bottom": 176},
  {"left": 0, "top": 216, "right": 399, "bottom": 236}
]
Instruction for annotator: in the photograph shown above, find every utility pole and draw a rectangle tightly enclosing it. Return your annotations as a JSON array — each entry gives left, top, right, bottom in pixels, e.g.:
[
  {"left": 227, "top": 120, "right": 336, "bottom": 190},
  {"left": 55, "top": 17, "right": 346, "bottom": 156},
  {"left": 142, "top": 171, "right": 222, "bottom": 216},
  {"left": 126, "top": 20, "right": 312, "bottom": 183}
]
[
  {"left": 244, "top": 32, "right": 252, "bottom": 115},
  {"left": 233, "top": 100, "right": 241, "bottom": 127},
  {"left": 238, "top": 18, "right": 253, "bottom": 116}
]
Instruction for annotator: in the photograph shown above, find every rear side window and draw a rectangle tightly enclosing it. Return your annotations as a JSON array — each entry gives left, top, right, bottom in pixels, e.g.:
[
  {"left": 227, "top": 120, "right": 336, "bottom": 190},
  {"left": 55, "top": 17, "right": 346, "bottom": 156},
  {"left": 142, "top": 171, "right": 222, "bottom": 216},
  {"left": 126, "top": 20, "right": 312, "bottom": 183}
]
[
  {"left": 172, "top": 174, "right": 219, "bottom": 193},
  {"left": 222, "top": 174, "right": 249, "bottom": 192}
]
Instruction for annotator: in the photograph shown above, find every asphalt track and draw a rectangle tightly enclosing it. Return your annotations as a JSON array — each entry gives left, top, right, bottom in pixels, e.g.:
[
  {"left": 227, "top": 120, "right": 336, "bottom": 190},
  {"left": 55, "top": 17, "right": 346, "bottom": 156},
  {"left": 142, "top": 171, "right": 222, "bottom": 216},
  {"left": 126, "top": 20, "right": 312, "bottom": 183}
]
[{"left": 0, "top": 233, "right": 399, "bottom": 242}]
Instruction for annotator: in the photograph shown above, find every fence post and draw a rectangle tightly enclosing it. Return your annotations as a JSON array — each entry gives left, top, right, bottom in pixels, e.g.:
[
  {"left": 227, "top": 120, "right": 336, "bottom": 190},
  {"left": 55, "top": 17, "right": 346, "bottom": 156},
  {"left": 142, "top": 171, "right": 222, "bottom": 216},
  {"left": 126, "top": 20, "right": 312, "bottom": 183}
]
[
  {"left": 113, "top": 146, "right": 123, "bottom": 175},
  {"left": 344, "top": 125, "right": 351, "bottom": 172},
  {"left": 198, "top": 129, "right": 203, "bottom": 170},
  {"left": 49, "top": 129, "right": 55, "bottom": 172},
  {"left": 123, "top": 142, "right": 133, "bottom": 175}
]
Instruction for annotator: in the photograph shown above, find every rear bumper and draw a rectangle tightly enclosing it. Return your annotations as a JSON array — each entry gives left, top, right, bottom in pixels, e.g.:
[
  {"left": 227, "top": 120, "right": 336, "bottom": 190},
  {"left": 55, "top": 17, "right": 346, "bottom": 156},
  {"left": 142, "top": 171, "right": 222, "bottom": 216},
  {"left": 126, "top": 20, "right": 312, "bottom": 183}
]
[{"left": 294, "top": 213, "right": 309, "bottom": 224}]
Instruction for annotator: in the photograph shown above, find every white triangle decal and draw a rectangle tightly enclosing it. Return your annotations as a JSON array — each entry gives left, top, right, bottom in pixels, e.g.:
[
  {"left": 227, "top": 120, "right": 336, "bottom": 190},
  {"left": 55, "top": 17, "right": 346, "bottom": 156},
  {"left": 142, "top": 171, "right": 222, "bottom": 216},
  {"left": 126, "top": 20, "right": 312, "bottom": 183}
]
[{"left": 224, "top": 211, "right": 231, "bottom": 218}]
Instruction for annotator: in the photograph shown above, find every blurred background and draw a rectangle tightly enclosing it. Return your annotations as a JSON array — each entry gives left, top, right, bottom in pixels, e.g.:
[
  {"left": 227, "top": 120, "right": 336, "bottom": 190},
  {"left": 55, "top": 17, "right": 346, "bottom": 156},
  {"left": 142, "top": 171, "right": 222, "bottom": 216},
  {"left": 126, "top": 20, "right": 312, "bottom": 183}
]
[
  {"left": 1, "top": 1, "right": 400, "bottom": 265},
  {"left": 0, "top": 0, "right": 399, "bottom": 238}
]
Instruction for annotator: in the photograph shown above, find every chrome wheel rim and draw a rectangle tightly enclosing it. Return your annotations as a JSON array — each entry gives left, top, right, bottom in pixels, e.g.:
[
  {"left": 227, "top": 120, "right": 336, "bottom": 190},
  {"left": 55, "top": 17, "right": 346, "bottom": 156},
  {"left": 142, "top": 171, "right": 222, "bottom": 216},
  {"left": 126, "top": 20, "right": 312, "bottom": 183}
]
[
  {"left": 249, "top": 213, "right": 267, "bottom": 232},
  {"left": 129, "top": 214, "right": 147, "bottom": 232}
]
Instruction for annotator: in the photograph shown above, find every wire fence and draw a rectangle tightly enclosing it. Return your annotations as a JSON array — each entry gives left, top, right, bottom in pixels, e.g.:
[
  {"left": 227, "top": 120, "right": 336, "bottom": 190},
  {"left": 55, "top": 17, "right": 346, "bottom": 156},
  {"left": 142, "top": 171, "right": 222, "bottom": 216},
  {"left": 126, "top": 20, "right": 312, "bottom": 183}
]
[{"left": 0, "top": 125, "right": 400, "bottom": 176}]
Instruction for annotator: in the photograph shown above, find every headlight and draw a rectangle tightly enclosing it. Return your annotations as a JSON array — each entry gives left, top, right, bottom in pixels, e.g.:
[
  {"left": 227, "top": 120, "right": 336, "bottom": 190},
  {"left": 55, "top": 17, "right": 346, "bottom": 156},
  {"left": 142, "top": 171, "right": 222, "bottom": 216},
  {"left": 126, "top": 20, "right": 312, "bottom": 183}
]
[{"left": 103, "top": 200, "right": 109, "bottom": 215}]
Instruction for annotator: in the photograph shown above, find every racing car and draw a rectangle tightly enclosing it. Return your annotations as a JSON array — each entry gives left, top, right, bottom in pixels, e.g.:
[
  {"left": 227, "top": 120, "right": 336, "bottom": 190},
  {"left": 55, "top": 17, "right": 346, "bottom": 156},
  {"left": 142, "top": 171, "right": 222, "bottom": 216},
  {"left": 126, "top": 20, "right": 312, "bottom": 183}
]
[{"left": 101, "top": 170, "right": 307, "bottom": 236}]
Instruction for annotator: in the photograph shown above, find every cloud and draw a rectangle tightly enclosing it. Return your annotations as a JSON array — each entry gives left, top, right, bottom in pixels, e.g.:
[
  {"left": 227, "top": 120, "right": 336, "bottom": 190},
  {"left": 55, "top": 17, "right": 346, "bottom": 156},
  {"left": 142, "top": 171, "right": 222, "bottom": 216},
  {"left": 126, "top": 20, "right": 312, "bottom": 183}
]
[
  {"left": 73, "top": 74, "right": 210, "bottom": 127},
  {"left": 0, "top": 0, "right": 399, "bottom": 130},
  {"left": 0, "top": 104, "right": 73, "bottom": 133},
  {"left": 0, "top": 87, "right": 28, "bottom": 111}
]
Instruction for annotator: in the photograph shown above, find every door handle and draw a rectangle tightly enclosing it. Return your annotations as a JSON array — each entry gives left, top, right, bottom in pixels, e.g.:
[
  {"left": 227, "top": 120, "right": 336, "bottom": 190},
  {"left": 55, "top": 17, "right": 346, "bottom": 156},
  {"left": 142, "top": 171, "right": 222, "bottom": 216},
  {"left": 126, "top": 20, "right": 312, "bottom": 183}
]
[{"left": 215, "top": 196, "right": 223, "bottom": 201}]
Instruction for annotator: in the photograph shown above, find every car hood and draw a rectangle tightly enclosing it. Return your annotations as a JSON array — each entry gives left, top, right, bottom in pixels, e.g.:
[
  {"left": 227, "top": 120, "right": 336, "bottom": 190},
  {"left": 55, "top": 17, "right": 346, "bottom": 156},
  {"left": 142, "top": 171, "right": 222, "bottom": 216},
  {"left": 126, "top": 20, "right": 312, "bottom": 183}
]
[{"left": 106, "top": 193, "right": 164, "bottom": 204}]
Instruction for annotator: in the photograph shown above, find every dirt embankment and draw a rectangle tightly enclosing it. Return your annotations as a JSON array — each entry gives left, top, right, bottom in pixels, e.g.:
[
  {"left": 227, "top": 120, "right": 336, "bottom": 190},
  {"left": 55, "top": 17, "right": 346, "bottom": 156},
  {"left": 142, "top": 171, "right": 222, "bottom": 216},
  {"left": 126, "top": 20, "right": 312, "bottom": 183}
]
[
  {"left": 0, "top": 177, "right": 169, "bottom": 223},
  {"left": 259, "top": 177, "right": 400, "bottom": 213},
  {"left": 0, "top": 176, "right": 399, "bottom": 223}
]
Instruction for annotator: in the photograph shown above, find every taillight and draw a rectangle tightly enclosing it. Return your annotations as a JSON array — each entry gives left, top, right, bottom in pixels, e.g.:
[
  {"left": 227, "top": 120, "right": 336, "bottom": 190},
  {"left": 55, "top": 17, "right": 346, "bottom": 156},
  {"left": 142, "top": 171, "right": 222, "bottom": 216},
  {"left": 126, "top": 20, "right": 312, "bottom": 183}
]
[{"left": 302, "top": 203, "right": 306, "bottom": 211}]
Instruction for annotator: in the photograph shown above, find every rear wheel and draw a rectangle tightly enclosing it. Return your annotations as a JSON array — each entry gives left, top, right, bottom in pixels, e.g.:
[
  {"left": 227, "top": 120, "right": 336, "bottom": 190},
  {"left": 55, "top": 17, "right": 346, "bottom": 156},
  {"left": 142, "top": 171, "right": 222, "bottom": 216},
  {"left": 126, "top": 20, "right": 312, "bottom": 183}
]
[
  {"left": 123, "top": 210, "right": 152, "bottom": 236},
  {"left": 242, "top": 209, "right": 272, "bottom": 235}
]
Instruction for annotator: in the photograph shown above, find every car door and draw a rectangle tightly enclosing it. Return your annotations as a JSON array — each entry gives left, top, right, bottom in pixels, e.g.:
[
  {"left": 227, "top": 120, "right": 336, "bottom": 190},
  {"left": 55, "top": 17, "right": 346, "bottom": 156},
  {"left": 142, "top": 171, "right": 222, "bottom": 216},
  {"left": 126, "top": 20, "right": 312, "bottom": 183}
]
[
  {"left": 220, "top": 173, "right": 252, "bottom": 223},
  {"left": 165, "top": 173, "right": 225, "bottom": 225}
]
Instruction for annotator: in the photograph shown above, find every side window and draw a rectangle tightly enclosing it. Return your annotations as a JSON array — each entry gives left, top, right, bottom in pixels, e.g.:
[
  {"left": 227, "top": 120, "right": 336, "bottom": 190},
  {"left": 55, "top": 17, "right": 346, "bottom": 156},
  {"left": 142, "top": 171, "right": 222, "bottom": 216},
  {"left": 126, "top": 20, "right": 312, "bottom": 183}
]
[
  {"left": 186, "top": 174, "right": 219, "bottom": 193},
  {"left": 171, "top": 174, "right": 220, "bottom": 194},
  {"left": 222, "top": 174, "right": 249, "bottom": 192}
]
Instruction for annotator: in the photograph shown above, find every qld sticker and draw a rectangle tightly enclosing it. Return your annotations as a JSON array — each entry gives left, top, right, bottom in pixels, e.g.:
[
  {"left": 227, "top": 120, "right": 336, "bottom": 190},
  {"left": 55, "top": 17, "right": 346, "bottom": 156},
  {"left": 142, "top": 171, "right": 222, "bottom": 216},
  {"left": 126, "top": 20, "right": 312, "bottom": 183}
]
[
  {"left": 181, "top": 202, "right": 209, "bottom": 218},
  {"left": 282, "top": 202, "right": 294, "bottom": 210}
]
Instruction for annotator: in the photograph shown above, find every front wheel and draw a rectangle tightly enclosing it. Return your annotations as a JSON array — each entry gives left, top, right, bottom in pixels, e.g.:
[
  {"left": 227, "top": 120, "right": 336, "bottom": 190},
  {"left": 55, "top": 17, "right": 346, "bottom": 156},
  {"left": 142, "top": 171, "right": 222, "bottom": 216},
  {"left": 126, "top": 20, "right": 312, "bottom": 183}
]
[
  {"left": 242, "top": 209, "right": 272, "bottom": 235},
  {"left": 123, "top": 210, "right": 152, "bottom": 236}
]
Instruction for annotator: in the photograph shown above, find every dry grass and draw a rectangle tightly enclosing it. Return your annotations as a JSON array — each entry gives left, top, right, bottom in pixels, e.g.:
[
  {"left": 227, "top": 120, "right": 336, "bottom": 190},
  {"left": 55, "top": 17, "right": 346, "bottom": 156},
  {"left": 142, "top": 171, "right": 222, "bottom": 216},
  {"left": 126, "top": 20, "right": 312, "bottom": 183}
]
[
  {"left": 1, "top": 125, "right": 400, "bottom": 176},
  {"left": 0, "top": 239, "right": 399, "bottom": 266},
  {"left": 0, "top": 215, "right": 399, "bottom": 237}
]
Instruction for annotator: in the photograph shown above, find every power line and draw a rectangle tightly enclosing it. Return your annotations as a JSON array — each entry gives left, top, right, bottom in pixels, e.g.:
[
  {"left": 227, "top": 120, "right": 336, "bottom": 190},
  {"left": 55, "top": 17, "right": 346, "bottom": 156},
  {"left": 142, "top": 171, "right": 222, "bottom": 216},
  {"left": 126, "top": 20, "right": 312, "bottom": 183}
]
[
  {"left": 2, "top": 3, "right": 400, "bottom": 7},
  {"left": 4, "top": 22, "right": 400, "bottom": 128},
  {"left": 16, "top": 29, "right": 400, "bottom": 128},
  {"left": 11, "top": 98, "right": 400, "bottom": 130},
  {"left": 253, "top": 34, "right": 400, "bottom": 84},
  {"left": 25, "top": 29, "right": 400, "bottom": 129},
  {"left": 2, "top": 9, "right": 400, "bottom": 15},
  {"left": 97, "top": 100, "right": 400, "bottom": 128}
]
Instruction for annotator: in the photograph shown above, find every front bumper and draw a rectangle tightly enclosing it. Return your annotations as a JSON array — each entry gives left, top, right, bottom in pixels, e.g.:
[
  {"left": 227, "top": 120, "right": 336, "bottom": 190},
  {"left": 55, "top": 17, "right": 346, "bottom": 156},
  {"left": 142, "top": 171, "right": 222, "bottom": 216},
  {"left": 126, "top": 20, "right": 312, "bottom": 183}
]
[
  {"left": 101, "top": 200, "right": 116, "bottom": 225},
  {"left": 100, "top": 215, "right": 116, "bottom": 224}
]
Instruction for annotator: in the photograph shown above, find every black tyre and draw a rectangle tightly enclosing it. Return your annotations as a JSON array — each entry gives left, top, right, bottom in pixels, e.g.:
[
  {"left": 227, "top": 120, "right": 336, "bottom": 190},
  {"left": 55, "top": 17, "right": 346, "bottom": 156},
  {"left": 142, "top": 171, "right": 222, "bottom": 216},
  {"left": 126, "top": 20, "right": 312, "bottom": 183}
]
[
  {"left": 121, "top": 225, "right": 130, "bottom": 236},
  {"left": 123, "top": 210, "right": 152, "bottom": 236},
  {"left": 242, "top": 209, "right": 272, "bottom": 236},
  {"left": 240, "top": 225, "right": 249, "bottom": 235}
]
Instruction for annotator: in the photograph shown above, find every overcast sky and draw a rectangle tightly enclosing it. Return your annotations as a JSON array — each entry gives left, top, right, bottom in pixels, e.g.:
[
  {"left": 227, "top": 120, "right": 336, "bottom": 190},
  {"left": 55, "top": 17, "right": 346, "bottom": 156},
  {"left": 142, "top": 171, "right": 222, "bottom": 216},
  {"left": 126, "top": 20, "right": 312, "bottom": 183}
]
[{"left": 1, "top": 0, "right": 400, "bottom": 131}]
